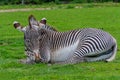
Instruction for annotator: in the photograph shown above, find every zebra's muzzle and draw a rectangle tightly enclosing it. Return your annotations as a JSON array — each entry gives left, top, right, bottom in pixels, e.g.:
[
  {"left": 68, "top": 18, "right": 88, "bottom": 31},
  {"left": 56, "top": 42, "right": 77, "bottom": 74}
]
[{"left": 34, "top": 53, "right": 41, "bottom": 63}]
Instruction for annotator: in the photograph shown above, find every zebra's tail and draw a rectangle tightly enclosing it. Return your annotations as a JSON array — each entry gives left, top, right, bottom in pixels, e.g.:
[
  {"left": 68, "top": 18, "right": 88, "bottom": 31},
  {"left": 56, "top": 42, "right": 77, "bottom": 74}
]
[{"left": 105, "top": 38, "right": 117, "bottom": 62}]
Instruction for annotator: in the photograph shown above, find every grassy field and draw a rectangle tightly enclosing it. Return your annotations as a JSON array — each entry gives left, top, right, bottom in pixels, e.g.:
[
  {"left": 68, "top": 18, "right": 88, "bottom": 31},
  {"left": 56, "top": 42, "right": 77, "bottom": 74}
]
[{"left": 0, "top": 5, "right": 120, "bottom": 80}]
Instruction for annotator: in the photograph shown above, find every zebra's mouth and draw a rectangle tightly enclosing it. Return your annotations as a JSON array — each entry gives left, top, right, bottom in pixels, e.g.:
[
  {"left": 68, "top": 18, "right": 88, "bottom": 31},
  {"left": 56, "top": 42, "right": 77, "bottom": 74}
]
[{"left": 34, "top": 53, "right": 41, "bottom": 63}]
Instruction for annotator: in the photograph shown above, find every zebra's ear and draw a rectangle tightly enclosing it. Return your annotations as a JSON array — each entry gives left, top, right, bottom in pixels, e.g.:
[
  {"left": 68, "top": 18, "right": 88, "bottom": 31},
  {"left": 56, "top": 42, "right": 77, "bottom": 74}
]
[
  {"left": 29, "top": 15, "right": 39, "bottom": 28},
  {"left": 40, "top": 18, "right": 47, "bottom": 25},
  {"left": 13, "top": 21, "right": 26, "bottom": 32}
]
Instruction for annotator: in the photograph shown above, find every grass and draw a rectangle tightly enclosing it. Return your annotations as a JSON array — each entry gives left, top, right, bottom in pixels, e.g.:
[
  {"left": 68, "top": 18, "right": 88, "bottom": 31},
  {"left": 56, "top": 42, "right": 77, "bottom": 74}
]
[{"left": 0, "top": 4, "right": 120, "bottom": 80}]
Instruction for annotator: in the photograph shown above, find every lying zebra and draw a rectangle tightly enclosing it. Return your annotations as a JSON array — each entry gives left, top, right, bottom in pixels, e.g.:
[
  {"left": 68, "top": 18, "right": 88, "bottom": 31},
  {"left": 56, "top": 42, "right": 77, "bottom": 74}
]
[{"left": 13, "top": 15, "right": 117, "bottom": 64}]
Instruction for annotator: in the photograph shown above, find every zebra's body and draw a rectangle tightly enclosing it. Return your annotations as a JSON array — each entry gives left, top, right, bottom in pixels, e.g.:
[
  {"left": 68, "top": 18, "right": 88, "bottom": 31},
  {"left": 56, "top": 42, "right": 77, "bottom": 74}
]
[
  {"left": 38, "top": 28, "right": 117, "bottom": 64},
  {"left": 13, "top": 15, "right": 117, "bottom": 64}
]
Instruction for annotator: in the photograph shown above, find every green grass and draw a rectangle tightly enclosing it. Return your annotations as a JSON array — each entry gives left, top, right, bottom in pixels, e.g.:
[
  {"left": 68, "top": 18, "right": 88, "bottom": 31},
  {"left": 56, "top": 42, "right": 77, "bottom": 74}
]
[{"left": 0, "top": 5, "right": 120, "bottom": 80}]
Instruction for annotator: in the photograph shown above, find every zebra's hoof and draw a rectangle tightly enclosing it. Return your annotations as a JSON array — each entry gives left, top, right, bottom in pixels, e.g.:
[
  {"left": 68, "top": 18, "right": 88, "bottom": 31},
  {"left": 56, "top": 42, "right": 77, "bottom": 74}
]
[
  {"left": 19, "top": 59, "right": 27, "bottom": 64},
  {"left": 105, "top": 60, "right": 109, "bottom": 63}
]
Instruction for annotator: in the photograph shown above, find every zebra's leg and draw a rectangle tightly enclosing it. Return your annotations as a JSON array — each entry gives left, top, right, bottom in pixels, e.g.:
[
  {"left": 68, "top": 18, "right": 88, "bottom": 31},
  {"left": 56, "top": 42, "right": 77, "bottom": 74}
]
[
  {"left": 85, "top": 40, "right": 117, "bottom": 62},
  {"left": 39, "top": 49, "right": 51, "bottom": 63},
  {"left": 75, "top": 43, "right": 117, "bottom": 62},
  {"left": 19, "top": 57, "right": 35, "bottom": 64},
  {"left": 54, "top": 56, "right": 85, "bottom": 65},
  {"left": 19, "top": 51, "right": 36, "bottom": 64},
  {"left": 106, "top": 39, "right": 117, "bottom": 62},
  {"left": 84, "top": 49, "right": 116, "bottom": 62},
  {"left": 84, "top": 54, "right": 110, "bottom": 62}
]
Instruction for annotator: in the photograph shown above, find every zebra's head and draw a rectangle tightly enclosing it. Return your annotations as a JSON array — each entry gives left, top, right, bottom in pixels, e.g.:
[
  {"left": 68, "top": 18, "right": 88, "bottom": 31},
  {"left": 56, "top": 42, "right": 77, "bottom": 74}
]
[{"left": 13, "top": 15, "right": 45, "bottom": 62}]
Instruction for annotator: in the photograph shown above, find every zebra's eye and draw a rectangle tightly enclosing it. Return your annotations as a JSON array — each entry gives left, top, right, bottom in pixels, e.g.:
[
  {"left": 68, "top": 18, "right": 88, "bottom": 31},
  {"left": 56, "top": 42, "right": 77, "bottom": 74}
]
[
  {"left": 39, "top": 38, "right": 42, "bottom": 41},
  {"left": 26, "top": 39, "right": 30, "bottom": 43}
]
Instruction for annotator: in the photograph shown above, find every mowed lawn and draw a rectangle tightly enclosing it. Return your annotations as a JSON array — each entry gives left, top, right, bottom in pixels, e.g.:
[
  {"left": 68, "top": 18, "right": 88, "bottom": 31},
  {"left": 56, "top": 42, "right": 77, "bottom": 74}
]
[{"left": 0, "top": 6, "right": 120, "bottom": 80}]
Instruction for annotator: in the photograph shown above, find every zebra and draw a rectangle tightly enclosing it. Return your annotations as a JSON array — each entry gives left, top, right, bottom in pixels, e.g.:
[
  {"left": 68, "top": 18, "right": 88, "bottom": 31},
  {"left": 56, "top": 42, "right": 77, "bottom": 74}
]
[{"left": 13, "top": 15, "right": 117, "bottom": 64}]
